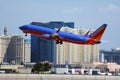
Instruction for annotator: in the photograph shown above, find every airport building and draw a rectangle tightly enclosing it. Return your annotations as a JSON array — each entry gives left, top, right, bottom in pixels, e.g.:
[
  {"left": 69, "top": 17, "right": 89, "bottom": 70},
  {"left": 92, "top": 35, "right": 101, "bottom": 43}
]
[
  {"left": 99, "top": 48, "right": 120, "bottom": 64},
  {"left": 31, "top": 21, "right": 99, "bottom": 64}
]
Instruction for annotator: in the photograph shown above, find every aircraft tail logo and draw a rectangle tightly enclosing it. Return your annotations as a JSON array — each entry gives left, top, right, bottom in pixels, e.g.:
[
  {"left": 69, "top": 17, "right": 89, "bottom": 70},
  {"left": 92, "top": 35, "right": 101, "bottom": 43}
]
[{"left": 90, "top": 24, "right": 107, "bottom": 40}]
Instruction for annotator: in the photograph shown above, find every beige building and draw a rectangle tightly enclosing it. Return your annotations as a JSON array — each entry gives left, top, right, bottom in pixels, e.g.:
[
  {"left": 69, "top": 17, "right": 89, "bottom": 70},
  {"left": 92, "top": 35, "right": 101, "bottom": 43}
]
[
  {"left": 24, "top": 39, "right": 31, "bottom": 63},
  {"left": 56, "top": 27, "right": 99, "bottom": 64},
  {"left": 0, "top": 34, "right": 24, "bottom": 64}
]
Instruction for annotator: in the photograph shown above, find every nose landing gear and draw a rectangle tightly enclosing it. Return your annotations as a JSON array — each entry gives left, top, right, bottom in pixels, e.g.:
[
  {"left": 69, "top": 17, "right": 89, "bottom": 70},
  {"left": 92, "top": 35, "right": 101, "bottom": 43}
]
[{"left": 25, "top": 33, "right": 27, "bottom": 36}]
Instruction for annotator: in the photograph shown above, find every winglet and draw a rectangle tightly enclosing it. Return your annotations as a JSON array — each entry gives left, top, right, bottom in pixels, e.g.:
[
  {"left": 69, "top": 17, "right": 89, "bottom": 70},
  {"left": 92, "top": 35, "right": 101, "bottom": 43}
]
[
  {"left": 90, "top": 24, "right": 107, "bottom": 40},
  {"left": 85, "top": 30, "right": 90, "bottom": 36},
  {"left": 56, "top": 27, "right": 61, "bottom": 33}
]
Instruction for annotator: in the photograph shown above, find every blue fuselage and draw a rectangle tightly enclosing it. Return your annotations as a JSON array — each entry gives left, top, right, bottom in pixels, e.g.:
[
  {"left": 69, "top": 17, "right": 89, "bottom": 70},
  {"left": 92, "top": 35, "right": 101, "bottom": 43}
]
[{"left": 19, "top": 24, "right": 89, "bottom": 42}]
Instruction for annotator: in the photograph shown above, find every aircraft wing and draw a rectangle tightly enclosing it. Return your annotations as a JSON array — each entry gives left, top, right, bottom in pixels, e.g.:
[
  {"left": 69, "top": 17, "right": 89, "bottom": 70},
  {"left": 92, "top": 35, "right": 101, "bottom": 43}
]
[{"left": 58, "top": 31, "right": 89, "bottom": 41}]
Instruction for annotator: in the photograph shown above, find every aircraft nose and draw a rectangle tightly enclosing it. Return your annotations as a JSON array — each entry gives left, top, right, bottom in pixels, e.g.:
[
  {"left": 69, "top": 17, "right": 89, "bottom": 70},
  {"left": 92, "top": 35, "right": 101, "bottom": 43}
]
[
  {"left": 19, "top": 26, "right": 24, "bottom": 30},
  {"left": 19, "top": 25, "right": 28, "bottom": 30}
]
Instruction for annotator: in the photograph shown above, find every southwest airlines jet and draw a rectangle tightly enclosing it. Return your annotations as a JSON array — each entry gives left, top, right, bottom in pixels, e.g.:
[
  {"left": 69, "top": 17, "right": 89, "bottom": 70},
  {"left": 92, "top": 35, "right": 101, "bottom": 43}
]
[{"left": 19, "top": 24, "right": 107, "bottom": 45}]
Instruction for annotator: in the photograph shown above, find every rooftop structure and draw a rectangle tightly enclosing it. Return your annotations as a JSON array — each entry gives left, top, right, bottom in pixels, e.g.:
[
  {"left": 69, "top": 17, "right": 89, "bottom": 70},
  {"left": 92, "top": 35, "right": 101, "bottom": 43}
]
[{"left": 4, "top": 27, "right": 7, "bottom": 35}]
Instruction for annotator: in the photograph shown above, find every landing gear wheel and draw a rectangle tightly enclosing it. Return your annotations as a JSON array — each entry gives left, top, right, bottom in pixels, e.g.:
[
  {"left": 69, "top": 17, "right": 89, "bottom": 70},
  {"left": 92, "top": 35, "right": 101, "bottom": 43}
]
[
  {"left": 60, "top": 41, "right": 63, "bottom": 44},
  {"left": 56, "top": 40, "right": 59, "bottom": 44},
  {"left": 25, "top": 33, "right": 27, "bottom": 36},
  {"left": 56, "top": 40, "right": 63, "bottom": 44}
]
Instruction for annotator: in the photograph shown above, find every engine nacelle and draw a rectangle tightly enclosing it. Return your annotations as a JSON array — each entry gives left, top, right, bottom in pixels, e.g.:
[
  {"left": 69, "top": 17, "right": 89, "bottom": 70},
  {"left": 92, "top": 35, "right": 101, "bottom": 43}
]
[{"left": 49, "top": 33, "right": 59, "bottom": 39}]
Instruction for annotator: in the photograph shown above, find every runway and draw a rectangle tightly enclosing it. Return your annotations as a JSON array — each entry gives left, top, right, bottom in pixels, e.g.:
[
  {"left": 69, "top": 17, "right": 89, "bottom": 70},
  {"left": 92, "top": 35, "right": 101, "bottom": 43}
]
[{"left": 0, "top": 74, "right": 120, "bottom": 80}]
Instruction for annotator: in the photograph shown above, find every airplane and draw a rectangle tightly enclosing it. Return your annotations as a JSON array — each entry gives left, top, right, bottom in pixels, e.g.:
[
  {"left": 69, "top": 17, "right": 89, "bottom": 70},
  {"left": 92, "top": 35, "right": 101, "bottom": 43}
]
[{"left": 19, "top": 23, "right": 107, "bottom": 45}]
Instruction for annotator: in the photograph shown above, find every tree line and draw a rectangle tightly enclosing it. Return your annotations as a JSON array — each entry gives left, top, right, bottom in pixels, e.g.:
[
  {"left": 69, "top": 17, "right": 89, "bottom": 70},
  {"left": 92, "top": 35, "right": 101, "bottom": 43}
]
[{"left": 31, "top": 61, "right": 51, "bottom": 73}]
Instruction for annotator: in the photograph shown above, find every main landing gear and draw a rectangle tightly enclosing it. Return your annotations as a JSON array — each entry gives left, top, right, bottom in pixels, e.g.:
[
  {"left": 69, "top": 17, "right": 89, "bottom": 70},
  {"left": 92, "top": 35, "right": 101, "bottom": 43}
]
[{"left": 56, "top": 40, "right": 63, "bottom": 44}]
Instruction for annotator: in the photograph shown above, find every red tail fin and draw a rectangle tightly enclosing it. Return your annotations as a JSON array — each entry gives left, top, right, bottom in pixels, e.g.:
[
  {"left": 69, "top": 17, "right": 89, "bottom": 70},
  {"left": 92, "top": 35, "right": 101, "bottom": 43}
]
[{"left": 90, "top": 24, "right": 107, "bottom": 40}]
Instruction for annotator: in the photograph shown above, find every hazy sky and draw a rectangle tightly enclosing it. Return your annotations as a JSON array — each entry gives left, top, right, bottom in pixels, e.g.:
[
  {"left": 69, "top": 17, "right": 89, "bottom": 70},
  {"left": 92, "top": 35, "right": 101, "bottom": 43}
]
[{"left": 0, "top": 0, "right": 120, "bottom": 50}]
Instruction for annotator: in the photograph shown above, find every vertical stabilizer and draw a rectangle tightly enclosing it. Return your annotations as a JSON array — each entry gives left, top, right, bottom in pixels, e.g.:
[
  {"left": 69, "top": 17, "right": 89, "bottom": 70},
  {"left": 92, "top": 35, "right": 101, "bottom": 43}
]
[{"left": 90, "top": 24, "right": 107, "bottom": 40}]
